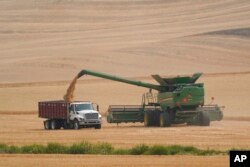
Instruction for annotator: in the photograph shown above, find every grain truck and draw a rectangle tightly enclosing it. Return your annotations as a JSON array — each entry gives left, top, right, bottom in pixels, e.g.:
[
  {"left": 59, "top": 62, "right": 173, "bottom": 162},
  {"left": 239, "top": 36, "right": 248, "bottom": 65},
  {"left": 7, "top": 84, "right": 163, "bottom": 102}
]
[{"left": 38, "top": 100, "right": 102, "bottom": 130}]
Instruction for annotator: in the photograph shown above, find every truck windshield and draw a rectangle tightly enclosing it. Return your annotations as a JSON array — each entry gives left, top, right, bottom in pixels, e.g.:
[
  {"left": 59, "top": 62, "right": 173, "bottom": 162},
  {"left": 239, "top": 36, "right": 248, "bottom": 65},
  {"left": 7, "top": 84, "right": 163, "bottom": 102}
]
[{"left": 75, "top": 104, "right": 93, "bottom": 111}]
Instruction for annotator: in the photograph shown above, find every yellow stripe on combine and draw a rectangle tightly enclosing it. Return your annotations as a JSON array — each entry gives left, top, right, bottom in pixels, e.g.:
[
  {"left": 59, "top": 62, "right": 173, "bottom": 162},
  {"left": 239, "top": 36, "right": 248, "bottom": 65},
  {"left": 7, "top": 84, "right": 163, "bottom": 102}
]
[{"left": 159, "top": 97, "right": 173, "bottom": 103}]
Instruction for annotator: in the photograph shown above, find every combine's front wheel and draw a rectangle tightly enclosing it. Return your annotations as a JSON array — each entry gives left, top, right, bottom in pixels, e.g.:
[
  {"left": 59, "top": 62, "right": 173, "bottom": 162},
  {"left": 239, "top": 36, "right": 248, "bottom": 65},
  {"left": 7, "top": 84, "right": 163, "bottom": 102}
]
[
  {"left": 144, "top": 110, "right": 155, "bottom": 127},
  {"left": 144, "top": 111, "right": 150, "bottom": 127},
  {"left": 159, "top": 112, "right": 171, "bottom": 127}
]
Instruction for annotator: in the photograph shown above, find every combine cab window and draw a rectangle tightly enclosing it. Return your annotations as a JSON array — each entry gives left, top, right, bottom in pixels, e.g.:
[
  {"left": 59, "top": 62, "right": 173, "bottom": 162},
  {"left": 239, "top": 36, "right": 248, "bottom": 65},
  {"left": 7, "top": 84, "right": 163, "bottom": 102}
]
[{"left": 75, "top": 104, "right": 93, "bottom": 111}]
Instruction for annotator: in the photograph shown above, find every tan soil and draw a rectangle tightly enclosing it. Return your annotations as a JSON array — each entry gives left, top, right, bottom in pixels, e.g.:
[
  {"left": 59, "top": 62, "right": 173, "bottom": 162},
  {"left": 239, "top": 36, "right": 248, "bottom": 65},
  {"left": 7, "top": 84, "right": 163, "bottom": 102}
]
[
  {"left": 0, "top": 114, "right": 249, "bottom": 150},
  {"left": 0, "top": 154, "right": 228, "bottom": 167}
]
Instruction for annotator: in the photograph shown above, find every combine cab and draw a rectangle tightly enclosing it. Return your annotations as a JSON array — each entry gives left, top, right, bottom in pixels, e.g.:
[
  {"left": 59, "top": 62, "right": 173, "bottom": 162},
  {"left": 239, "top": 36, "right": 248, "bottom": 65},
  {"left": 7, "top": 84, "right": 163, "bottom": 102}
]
[{"left": 77, "top": 69, "right": 223, "bottom": 127}]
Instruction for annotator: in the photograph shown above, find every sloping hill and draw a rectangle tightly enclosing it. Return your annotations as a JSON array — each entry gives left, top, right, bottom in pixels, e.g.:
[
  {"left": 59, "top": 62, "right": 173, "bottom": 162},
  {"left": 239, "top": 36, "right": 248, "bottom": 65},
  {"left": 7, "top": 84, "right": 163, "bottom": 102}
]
[{"left": 0, "top": 0, "right": 250, "bottom": 83}]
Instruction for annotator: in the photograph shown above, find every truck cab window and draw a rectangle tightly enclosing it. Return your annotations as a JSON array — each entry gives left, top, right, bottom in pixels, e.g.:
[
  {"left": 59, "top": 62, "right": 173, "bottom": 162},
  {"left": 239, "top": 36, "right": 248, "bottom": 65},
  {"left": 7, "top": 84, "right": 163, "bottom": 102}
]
[{"left": 75, "top": 104, "right": 93, "bottom": 111}]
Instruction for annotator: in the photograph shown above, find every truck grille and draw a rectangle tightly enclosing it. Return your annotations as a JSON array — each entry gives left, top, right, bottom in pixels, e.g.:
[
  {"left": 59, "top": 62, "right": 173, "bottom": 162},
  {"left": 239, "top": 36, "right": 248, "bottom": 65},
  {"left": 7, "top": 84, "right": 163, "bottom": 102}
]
[{"left": 85, "top": 113, "right": 98, "bottom": 120}]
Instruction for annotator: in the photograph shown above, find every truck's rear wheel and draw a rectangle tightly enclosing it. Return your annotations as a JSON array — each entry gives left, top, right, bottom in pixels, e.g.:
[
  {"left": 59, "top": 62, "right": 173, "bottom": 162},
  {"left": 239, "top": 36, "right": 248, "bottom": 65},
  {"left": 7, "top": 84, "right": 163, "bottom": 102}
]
[
  {"left": 44, "top": 120, "right": 51, "bottom": 130},
  {"left": 63, "top": 121, "right": 70, "bottom": 129},
  {"left": 73, "top": 120, "right": 80, "bottom": 130},
  {"left": 200, "top": 111, "right": 210, "bottom": 126},
  {"left": 51, "top": 120, "right": 57, "bottom": 130},
  {"left": 94, "top": 124, "right": 101, "bottom": 129}
]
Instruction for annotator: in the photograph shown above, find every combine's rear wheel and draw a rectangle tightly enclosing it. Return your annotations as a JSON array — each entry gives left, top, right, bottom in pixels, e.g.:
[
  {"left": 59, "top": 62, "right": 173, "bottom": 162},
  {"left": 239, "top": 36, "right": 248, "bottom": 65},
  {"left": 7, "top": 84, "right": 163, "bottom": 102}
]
[{"left": 199, "top": 111, "right": 210, "bottom": 126}]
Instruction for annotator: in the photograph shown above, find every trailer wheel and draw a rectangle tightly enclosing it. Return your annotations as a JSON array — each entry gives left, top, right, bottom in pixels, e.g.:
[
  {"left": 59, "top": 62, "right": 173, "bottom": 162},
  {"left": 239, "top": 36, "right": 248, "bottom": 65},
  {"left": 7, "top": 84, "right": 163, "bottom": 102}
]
[
  {"left": 44, "top": 120, "right": 51, "bottom": 130},
  {"left": 200, "top": 111, "right": 210, "bottom": 126},
  {"left": 73, "top": 119, "right": 80, "bottom": 130},
  {"left": 55, "top": 121, "right": 62, "bottom": 129},
  {"left": 159, "top": 112, "right": 171, "bottom": 127},
  {"left": 51, "top": 120, "right": 57, "bottom": 130},
  {"left": 94, "top": 124, "right": 101, "bottom": 129}
]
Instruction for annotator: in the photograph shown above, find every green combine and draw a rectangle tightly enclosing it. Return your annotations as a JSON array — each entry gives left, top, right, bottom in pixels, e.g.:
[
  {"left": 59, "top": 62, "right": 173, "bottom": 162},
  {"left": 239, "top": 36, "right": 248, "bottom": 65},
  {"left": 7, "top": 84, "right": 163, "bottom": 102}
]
[{"left": 77, "top": 69, "right": 223, "bottom": 127}]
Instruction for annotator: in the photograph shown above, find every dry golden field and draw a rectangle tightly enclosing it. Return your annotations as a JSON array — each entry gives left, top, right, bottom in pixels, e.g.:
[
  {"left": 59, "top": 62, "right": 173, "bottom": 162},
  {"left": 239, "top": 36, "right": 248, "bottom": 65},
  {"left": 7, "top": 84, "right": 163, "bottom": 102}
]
[
  {"left": 0, "top": 114, "right": 250, "bottom": 150},
  {"left": 0, "top": 74, "right": 250, "bottom": 166},
  {"left": 1, "top": 0, "right": 250, "bottom": 166},
  {"left": 0, "top": 154, "right": 228, "bottom": 167}
]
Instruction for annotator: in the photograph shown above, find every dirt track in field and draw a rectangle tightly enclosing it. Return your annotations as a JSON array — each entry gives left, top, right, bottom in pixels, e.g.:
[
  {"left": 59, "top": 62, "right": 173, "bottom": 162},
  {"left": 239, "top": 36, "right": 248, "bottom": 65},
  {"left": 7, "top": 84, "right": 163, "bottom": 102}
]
[{"left": 0, "top": 154, "right": 228, "bottom": 167}]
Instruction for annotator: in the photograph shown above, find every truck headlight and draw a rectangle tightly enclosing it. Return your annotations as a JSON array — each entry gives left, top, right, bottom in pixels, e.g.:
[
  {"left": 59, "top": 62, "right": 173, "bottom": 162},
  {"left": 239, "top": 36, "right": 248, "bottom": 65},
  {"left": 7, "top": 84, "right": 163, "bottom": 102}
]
[
  {"left": 98, "top": 114, "right": 102, "bottom": 119},
  {"left": 79, "top": 118, "right": 84, "bottom": 121}
]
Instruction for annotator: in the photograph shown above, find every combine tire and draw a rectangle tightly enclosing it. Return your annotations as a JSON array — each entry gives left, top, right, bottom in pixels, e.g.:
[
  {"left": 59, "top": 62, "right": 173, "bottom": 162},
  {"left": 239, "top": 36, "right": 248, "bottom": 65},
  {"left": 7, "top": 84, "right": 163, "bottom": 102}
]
[
  {"left": 144, "top": 110, "right": 154, "bottom": 127},
  {"left": 200, "top": 111, "right": 210, "bottom": 126},
  {"left": 144, "top": 111, "right": 150, "bottom": 127},
  {"left": 159, "top": 112, "right": 171, "bottom": 127},
  {"left": 152, "top": 110, "right": 161, "bottom": 126},
  {"left": 44, "top": 120, "right": 51, "bottom": 130},
  {"left": 73, "top": 119, "right": 80, "bottom": 130}
]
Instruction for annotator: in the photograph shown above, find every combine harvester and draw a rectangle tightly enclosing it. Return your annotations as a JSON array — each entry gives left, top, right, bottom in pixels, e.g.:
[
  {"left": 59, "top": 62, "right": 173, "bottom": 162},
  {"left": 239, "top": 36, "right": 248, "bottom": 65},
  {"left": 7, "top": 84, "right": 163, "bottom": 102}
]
[{"left": 77, "top": 69, "right": 223, "bottom": 127}]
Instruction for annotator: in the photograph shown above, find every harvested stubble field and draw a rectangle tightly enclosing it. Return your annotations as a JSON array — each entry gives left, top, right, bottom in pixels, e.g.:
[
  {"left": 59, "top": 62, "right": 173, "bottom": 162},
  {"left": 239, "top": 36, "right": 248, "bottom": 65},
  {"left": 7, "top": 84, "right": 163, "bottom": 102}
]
[
  {"left": 1, "top": 0, "right": 250, "bottom": 166},
  {"left": 0, "top": 73, "right": 250, "bottom": 166},
  {"left": 0, "top": 113, "right": 250, "bottom": 150}
]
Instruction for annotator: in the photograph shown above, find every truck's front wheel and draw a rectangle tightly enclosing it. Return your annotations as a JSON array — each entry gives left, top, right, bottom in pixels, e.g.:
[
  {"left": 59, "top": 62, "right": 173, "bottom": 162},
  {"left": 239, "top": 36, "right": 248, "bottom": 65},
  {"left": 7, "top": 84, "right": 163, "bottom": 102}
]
[
  {"left": 94, "top": 124, "right": 101, "bottom": 129},
  {"left": 73, "top": 120, "right": 80, "bottom": 130}
]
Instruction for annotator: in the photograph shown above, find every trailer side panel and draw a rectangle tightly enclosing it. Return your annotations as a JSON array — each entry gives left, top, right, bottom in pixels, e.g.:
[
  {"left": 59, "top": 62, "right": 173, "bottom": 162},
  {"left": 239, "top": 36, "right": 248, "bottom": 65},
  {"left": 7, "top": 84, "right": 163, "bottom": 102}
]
[{"left": 38, "top": 101, "right": 68, "bottom": 119}]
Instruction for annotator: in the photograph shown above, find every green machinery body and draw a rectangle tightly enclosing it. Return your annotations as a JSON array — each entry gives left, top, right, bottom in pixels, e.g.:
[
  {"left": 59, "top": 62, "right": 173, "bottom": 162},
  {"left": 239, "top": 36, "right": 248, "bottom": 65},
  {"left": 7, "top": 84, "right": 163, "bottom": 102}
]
[{"left": 77, "top": 69, "right": 223, "bottom": 127}]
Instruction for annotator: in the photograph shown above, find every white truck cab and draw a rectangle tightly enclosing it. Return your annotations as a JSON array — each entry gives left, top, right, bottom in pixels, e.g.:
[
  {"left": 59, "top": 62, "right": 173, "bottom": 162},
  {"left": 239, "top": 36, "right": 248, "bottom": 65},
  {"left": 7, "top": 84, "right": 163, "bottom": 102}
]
[
  {"left": 39, "top": 100, "right": 102, "bottom": 130},
  {"left": 69, "top": 102, "right": 102, "bottom": 129}
]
